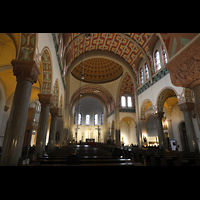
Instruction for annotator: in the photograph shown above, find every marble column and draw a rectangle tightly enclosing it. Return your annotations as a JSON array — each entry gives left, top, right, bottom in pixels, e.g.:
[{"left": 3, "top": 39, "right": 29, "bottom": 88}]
[
  {"left": 34, "top": 93, "right": 52, "bottom": 158},
  {"left": 155, "top": 112, "right": 166, "bottom": 149},
  {"left": 1, "top": 60, "right": 40, "bottom": 166},
  {"left": 178, "top": 102, "right": 199, "bottom": 152},
  {"left": 48, "top": 107, "right": 59, "bottom": 152}
]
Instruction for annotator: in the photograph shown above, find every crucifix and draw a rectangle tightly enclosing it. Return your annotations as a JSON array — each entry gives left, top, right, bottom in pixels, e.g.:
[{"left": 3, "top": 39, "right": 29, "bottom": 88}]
[{"left": 95, "top": 125, "right": 101, "bottom": 142}]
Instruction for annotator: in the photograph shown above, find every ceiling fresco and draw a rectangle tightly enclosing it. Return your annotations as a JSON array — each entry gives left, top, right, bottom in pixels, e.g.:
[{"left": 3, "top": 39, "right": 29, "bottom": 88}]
[
  {"left": 71, "top": 57, "right": 123, "bottom": 83},
  {"left": 64, "top": 33, "right": 198, "bottom": 85}
]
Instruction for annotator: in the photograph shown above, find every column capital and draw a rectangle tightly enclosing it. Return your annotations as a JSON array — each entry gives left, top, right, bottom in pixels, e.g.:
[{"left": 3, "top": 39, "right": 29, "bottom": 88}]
[
  {"left": 11, "top": 59, "right": 41, "bottom": 84},
  {"left": 38, "top": 93, "right": 52, "bottom": 106},
  {"left": 165, "top": 35, "right": 200, "bottom": 89},
  {"left": 50, "top": 107, "right": 59, "bottom": 116},
  {"left": 178, "top": 102, "right": 195, "bottom": 112},
  {"left": 154, "top": 112, "right": 164, "bottom": 119}
]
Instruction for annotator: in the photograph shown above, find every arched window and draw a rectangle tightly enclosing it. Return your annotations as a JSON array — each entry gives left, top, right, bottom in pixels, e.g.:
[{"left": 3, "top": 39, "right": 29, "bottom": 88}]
[
  {"left": 154, "top": 50, "right": 161, "bottom": 71},
  {"left": 162, "top": 45, "right": 167, "bottom": 65},
  {"left": 78, "top": 113, "right": 82, "bottom": 125},
  {"left": 121, "top": 94, "right": 133, "bottom": 108},
  {"left": 121, "top": 96, "right": 126, "bottom": 107},
  {"left": 140, "top": 67, "right": 144, "bottom": 85},
  {"left": 94, "top": 113, "right": 98, "bottom": 125},
  {"left": 86, "top": 114, "right": 90, "bottom": 125},
  {"left": 127, "top": 96, "right": 132, "bottom": 107},
  {"left": 144, "top": 63, "right": 149, "bottom": 80}
]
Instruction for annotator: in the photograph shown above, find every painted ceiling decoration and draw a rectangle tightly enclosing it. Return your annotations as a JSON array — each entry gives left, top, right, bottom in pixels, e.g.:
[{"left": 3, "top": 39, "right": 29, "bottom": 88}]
[
  {"left": 63, "top": 33, "right": 198, "bottom": 86},
  {"left": 64, "top": 33, "right": 156, "bottom": 83},
  {"left": 71, "top": 57, "right": 123, "bottom": 83}
]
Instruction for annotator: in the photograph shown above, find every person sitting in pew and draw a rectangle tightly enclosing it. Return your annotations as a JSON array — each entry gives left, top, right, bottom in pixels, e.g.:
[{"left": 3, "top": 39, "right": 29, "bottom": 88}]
[{"left": 67, "top": 148, "right": 80, "bottom": 165}]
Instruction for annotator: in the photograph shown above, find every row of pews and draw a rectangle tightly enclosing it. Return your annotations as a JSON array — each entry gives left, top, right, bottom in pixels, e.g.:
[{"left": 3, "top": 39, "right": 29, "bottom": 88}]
[
  {"left": 24, "top": 144, "right": 143, "bottom": 166},
  {"left": 97, "top": 144, "right": 200, "bottom": 166}
]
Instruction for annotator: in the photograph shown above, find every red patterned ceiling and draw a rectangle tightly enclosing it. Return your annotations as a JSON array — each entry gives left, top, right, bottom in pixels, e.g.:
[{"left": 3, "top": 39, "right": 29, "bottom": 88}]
[
  {"left": 63, "top": 33, "right": 198, "bottom": 85},
  {"left": 64, "top": 33, "right": 156, "bottom": 82},
  {"left": 71, "top": 58, "right": 123, "bottom": 83}
]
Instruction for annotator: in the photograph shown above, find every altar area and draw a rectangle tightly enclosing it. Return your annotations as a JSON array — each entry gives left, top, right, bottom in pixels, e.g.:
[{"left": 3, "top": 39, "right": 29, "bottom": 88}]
[{"left": 72, "top": 125, "right": 104, "bottom": 143}]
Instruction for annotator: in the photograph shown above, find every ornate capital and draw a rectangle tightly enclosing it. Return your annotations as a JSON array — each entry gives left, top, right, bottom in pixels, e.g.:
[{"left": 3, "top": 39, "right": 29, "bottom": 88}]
[
  {"left": 11, "top": 59, "right": 41, "bottom": 84},
  {"left": 38, "top": 93, "right": 52, "bottom": 106},
  {"left": 178, "top": 102, "right": 195, "bottom": 112},
  {"left": 166, "top": 35, "right": 200, "bottom": 89},
  {"left": 50, "top": 107, "right": 59, "bottom": 116}
]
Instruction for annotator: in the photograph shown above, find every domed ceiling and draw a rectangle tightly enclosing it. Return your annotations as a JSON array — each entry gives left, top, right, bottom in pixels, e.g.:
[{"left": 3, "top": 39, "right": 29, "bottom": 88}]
[{"left": 71, "top": 58, "right": 123, "bottom": 83}]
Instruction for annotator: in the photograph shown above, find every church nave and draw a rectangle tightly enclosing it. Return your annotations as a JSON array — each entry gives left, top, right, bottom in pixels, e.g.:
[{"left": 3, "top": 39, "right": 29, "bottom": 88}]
[{"left": 1, "top": 33, "right": 200, "bottom": 166}]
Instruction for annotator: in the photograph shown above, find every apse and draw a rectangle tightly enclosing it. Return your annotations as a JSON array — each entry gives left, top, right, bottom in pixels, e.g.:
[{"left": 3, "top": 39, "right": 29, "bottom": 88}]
[
  {"left": 73, "top": 97, "right": 104, "bottom": 143},
  {"left": 74, "top": 97, "right": 103, "bottom": 126}
]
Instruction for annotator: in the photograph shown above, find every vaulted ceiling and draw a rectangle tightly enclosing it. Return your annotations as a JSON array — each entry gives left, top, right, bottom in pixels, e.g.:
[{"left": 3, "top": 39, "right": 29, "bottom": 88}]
[{"left": 63, "top": 33, "right": 198, "bottom": 86}]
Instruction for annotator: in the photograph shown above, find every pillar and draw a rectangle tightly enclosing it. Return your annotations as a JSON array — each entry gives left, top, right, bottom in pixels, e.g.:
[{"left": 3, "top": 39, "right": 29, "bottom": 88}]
[
  {"left": 1, "top": 60, "right": 40, "bottom": 166},
  {"left": 48, "top": 107, "right": 59, "bottom": 152},
  {"left": 115, "top": 106, "right": 120, "bottom": 146},
  {"left": 178, "top": 102, "right": 198, "bottom": 152},
  {"left": 155, "top": 112, "right": 166, "bottom": 149},
  {"left": 34, "top": 93, "right": 52, "bottom": 158}
]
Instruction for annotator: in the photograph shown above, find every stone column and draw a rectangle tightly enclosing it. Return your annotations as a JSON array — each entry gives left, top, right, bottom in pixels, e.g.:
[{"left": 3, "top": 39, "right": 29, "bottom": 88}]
[
  {"left": 178, "top": 102, "right": 198, "bottom": 152},
  {"left": 34, "top": 93, "right": 52, "bottom": 158},
  {"left": 155, "top": 112, "right": 166, "bottom": 149},
  {"left": 115, "top": 106, "right": 120, "bottom": 146},
  {"left": 111, "top": 127, "right": 115, "bottom": 144},
  {"left": 1, "top": 60, "right": 40, "bottom": 166},
  {"left": 48, "top": 107, "right": 59, "bottom": 152}
]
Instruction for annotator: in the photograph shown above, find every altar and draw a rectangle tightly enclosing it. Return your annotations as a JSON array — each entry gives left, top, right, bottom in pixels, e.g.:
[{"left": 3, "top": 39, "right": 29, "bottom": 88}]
[{"left": 86, "top": 139, "right": 95, "bottom": 142}]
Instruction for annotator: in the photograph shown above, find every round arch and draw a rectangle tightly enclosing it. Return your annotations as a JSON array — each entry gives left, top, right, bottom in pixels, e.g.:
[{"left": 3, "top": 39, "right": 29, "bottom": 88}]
[
  {"left": 140, "top": 99, "right": 154, "bottom": 120},
  {"left": 70, "top": 83, "right": 115, "bottom": 113},
  {"left": 156, "top": 86, "right": 179, "bottom": 113}
]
